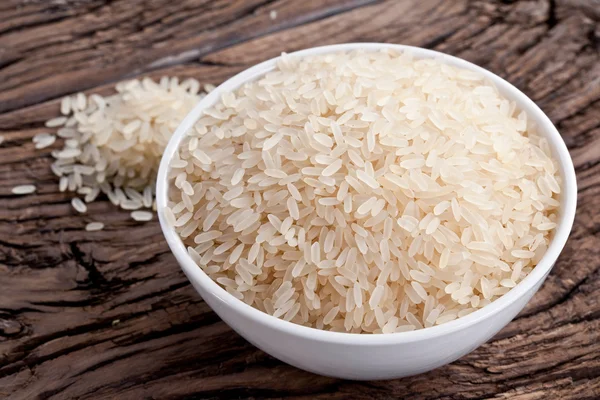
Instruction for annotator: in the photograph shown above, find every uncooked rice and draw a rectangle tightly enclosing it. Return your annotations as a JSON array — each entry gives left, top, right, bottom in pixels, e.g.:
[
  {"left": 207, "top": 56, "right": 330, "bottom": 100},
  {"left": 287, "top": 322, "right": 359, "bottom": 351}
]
[
  {"left": 71, "top": 197, "right": 87, "bottom": 213},
  {"left": 41, "top": 77, "right": 205, "bottom": 223},
  {"left": 166, "top": 49, "right": 561, "bottom": 334},
  {"left": 85, "top": 222, "right": 104, "bottom": 231},
  {"left": 45, "top": 116, "right": 68, "bottom": 128},
  {"left": 131, "top": 210, "right": 153, "bottom": 221},
  {"left": 12, "top": 184, "right": 36, "bottom": 195},
  {"left": 33, "top": 133, "right": 57, "bottom": 149}
]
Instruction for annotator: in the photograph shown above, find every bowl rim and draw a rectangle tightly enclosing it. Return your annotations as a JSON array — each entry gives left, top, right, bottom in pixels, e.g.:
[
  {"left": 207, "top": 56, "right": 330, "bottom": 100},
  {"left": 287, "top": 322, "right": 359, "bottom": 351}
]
[{"left": 156, "top": 43, "right": 577, "bottom": 345}]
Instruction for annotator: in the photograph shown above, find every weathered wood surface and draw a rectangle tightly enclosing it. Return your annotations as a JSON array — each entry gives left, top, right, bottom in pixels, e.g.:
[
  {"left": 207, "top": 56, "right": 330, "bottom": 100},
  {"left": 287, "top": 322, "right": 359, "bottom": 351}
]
[{"left": 1, "top": 0, "right": 599, "bottom": 398}]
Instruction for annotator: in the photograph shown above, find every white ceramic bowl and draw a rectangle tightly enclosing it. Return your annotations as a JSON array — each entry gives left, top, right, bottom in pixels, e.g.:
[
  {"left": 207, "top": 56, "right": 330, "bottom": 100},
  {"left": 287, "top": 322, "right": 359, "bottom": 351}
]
[{"left": 156, "top": 43, "right": 577, "bottom": 380}]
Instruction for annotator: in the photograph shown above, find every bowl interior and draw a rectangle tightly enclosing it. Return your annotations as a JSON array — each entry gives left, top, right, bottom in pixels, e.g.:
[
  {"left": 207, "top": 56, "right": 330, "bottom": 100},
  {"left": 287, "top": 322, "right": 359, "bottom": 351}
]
[{"left": 156, "top": 43, "right": 577, "bottom": 344}]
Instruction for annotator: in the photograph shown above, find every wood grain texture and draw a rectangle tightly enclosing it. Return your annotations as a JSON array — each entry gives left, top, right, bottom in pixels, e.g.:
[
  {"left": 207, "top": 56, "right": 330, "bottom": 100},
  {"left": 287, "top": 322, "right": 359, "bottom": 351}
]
[{"left": 1, "top": 0, "right": 599, "bottom": 399}]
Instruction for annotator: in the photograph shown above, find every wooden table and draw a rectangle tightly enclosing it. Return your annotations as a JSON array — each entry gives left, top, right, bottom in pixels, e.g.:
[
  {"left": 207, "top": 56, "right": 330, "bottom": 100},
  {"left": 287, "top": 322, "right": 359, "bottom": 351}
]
[{"left": 1, "top": 1, "right": 599, "bottom": 398}]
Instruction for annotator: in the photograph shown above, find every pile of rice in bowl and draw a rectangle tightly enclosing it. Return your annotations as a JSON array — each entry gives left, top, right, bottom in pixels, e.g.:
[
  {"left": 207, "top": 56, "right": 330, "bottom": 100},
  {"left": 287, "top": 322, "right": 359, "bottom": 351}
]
[{"left": 165, "top": 50, "right": 561, "bottom": 334}]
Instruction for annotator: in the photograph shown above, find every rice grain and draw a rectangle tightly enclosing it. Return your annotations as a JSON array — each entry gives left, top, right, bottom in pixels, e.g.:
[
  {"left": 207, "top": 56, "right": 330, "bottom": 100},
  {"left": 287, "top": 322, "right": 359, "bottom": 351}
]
[
  {"left": 85, "top": 222, "right": 104, "bottom": 231},
  {"left": 12, "top": 185, "right": 36, "bottom": 195}
]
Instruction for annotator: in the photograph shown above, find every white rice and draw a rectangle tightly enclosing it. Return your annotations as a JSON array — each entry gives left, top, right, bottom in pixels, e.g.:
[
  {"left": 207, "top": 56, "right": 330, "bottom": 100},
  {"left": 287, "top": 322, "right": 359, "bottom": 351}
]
[
  {"left": 12, "top": 184, "right": 36, "bottom": 195},
  {"left": 165, "top": 49, "right": 560, "bottom": 333},
  {"left": 71, "top": 197, "right": 87, "bottom": 213},
  {"left": 61, "top": 96, "right": 71, "bottom": 115},
  {"left": 41, "top": 77, "right": 205, "bottom": 224},
  {"left": 85, "top": 222, "right": 104, "bottom": 231},
  {"left": 45, "top": 117, "right": 67, "bottom": 128},
  {"left": 131, "top": 211, "right": 153, "bottom": 221},
  {"left": 33, "top": 133, "right": 57, "bottom": 149}
]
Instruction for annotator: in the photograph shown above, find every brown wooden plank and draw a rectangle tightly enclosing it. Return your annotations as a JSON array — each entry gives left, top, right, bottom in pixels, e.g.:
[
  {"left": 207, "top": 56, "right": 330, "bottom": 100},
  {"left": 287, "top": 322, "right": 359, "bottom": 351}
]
[
  {"left": 0, "top": 0, "right": 379, "bottom": 114},
  {"left": 1, "top": 0, "right": 600, "bottom": 399}
]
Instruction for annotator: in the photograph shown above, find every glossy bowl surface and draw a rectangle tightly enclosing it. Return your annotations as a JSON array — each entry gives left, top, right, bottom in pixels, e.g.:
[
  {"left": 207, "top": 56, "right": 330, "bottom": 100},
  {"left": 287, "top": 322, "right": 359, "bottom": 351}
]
[{"left": 156, "top": 43, "right": 577, "bottom": 380}]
